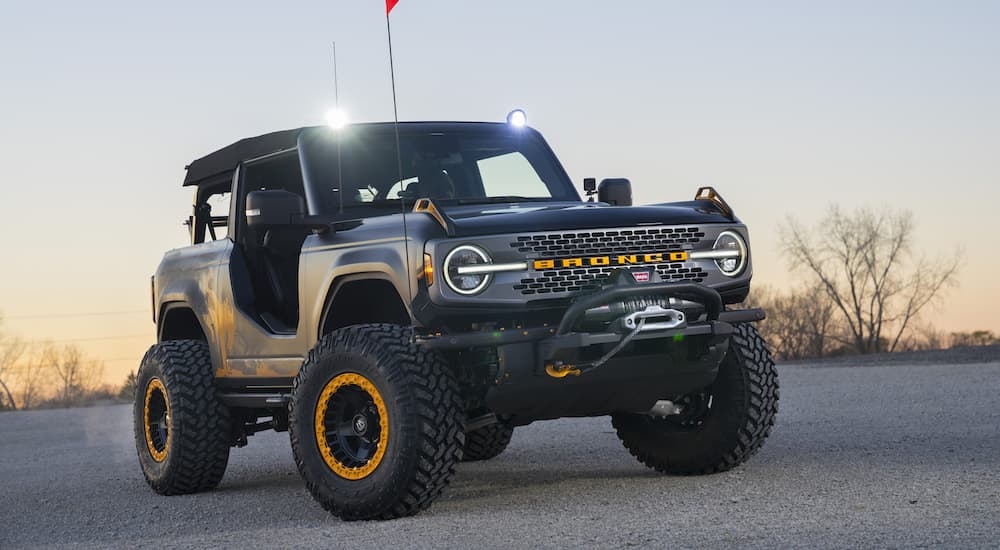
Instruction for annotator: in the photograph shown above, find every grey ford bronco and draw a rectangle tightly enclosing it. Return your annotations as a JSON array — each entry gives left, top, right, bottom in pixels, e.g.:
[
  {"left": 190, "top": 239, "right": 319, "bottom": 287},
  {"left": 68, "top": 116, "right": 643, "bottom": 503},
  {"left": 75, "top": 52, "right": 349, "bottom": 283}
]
[{"left": 134, "top": 114, "right": 778, "bottom": 520}]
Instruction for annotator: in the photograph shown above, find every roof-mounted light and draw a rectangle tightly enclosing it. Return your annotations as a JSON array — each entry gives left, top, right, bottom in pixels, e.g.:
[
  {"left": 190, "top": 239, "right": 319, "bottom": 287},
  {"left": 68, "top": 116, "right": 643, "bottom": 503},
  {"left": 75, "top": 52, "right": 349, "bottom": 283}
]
[
  {"left": 325, "top": 108, "right": 349, "bottom": 130},
  {"left": 506, "top": 109, "right": 527, "bottom": 128}
]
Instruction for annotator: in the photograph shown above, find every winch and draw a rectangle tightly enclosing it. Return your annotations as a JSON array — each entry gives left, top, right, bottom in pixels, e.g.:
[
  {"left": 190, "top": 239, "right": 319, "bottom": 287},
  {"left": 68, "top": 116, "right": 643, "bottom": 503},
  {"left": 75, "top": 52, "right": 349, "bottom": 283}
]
[{"left": 578, "top": 270, "right": 700, "bottom": 334}]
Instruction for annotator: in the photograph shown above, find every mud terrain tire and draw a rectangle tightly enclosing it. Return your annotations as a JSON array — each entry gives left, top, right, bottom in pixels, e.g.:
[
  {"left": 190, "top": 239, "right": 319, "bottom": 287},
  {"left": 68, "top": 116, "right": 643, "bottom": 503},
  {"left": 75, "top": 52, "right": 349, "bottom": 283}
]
[
  {"left": 289, "top": 324, "right": 464, "bottom": 520},
  {"left": 462, "top": 421, "right": 514, "bottom": 462},
  {"left": 134, "top": 340, "right": 232, "bottom": 494},
  {"left": 612, "top": 323, "right": 778, "bottom": 474}
]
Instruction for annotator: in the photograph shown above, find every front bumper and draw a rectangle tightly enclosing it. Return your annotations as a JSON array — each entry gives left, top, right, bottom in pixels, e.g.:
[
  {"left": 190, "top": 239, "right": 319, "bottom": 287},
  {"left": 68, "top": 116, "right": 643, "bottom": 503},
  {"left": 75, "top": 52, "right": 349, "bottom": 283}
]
[{"left": 416, "top": 276, "right": 764, "bottom": 422}]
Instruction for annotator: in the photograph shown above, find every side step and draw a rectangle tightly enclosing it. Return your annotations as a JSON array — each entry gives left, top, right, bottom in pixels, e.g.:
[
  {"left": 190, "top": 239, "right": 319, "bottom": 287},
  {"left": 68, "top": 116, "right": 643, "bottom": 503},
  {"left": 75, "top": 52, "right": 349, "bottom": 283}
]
[{"left": 218, "top": 392, "right": 290, "bottom": 409}]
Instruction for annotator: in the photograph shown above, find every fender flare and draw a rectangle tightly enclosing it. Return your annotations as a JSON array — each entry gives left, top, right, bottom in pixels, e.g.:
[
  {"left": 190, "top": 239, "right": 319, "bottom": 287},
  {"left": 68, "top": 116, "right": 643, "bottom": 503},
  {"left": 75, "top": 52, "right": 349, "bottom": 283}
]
[{"left": 317, "top": 272, "right": 409, "bottom": 339}]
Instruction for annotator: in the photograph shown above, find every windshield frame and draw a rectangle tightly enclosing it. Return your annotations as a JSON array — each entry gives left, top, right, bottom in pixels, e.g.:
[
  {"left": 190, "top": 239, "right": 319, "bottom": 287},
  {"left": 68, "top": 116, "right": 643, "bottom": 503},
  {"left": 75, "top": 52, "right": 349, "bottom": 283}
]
[{"left": 297, "top": 123, "right": 580, "bottom": 218}]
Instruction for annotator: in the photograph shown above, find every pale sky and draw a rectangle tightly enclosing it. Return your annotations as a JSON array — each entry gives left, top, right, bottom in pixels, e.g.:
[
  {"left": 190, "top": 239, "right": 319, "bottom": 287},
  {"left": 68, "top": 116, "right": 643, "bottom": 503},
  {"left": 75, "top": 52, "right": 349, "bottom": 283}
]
[{"left": 1, "top": 1, "right": 998, "bottom": 384}]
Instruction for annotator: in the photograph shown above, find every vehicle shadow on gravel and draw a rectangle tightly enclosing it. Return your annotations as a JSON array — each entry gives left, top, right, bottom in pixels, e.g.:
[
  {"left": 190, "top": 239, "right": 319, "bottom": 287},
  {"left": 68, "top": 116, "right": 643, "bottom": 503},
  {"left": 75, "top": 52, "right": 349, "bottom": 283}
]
[
  {"left": 448, "top": 469, "right": 655, "bottom": 497},
  {"left": 215, "top": 461, "right": 656, "bottom": 494},
  {"left": 214, "top": 470, "right": 303, "bottom": 493}
]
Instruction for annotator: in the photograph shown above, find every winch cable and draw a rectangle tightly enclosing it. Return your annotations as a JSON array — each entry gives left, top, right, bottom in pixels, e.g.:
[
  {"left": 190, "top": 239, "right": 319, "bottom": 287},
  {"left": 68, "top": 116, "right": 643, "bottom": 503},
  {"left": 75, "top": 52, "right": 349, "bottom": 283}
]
[{"left": 575, "top": 317, "right": 647, "bottom": 375}]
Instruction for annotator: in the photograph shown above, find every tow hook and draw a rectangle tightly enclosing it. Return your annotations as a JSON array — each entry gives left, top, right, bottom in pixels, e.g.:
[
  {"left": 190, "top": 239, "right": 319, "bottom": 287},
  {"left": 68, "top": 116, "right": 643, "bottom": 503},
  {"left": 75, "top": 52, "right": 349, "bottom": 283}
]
[
  {"left": 544, "top": 317, "right": 648, "bottom": 379},
  {"left": 545, "top": 361, "right": 582, "bottom": 378}
]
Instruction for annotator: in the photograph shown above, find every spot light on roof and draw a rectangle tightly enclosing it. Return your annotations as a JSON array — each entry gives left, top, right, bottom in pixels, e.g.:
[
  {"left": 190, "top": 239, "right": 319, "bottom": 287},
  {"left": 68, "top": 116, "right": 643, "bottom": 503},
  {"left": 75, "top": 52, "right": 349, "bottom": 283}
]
[
  {"left": 325, "top": 108, "right": 349, "bottom": 130},
  {"left": 506, "top": 109, "right": 527, "bottom": 128}
]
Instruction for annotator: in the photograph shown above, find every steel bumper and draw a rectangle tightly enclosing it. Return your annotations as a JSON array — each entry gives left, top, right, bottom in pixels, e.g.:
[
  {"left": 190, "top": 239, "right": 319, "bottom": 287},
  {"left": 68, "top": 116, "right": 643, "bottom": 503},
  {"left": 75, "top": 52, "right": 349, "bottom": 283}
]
[{"left": 416, "top": 281, "right": 765, "bottom": 422}]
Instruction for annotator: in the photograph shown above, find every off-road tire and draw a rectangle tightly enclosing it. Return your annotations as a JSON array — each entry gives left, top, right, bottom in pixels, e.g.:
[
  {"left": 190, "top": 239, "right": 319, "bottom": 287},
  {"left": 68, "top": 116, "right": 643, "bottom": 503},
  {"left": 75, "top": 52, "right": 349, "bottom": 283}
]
[
  {"left": 612, "top": 323, "right": 778, "bottom": 475},
  {"left": 289, "top": 324, "right": 465, "bottom": 520},
  {"left": 133, "top": 339, "right": 231, "bottom": 494},
  {"left": 462, "top": 422, "right": 514, "bottom": 462}
]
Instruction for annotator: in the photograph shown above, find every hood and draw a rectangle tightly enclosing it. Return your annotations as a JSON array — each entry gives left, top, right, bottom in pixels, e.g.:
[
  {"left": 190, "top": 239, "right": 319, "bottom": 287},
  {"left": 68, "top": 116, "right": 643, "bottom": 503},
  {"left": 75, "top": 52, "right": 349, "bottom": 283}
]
[{"left": 436, "top": 201, "right": 736, "bottom": 236}]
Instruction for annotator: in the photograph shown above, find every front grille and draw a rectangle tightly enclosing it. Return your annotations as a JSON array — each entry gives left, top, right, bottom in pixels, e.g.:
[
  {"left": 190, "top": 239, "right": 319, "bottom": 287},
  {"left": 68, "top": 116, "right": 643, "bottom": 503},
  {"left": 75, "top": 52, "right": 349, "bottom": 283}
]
[
  {"left": 513, "top": 264, "right": 707, "bottom": 296},
  {"left": 509, "top": 227, "right": 705, "bottom": 257},
  {"left": 509, "top": 226, "right": 708, "bottom": 296}
]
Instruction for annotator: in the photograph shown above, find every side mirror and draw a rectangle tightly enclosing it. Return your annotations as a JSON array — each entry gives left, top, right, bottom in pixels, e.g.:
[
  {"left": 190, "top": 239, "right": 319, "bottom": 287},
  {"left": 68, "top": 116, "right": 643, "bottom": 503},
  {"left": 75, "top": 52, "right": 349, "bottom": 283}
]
[
  {"left": 245, "top": 189, "right": 306, "bottom": 228},
  {"left": 582, "top": 177, "right": 597, "bottom": 202},
  {"left": 583, "top": 177, "right": 597, "bottom": 202},
  {"left": 598, "top": 178, "right": 633, "bottom": 206}
]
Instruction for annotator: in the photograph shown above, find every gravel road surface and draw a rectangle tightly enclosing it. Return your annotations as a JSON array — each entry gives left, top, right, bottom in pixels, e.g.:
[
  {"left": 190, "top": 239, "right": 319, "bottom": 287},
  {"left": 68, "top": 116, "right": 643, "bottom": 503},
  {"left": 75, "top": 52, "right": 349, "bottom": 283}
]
[{"left": 2, "top": 361, "right": 998, "bottom": 549}]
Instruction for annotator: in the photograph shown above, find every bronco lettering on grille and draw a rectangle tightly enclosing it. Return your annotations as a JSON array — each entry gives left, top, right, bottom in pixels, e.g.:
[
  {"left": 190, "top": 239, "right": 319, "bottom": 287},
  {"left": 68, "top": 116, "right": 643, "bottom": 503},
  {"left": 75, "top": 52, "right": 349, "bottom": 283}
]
[{"left": 532, "top": 251, "right": 689, "bottom": 271}]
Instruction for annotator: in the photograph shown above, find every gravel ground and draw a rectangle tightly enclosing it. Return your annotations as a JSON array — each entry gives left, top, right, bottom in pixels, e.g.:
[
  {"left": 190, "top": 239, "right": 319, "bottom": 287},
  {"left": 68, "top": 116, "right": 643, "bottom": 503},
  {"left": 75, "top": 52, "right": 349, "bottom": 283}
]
[{"left": 1, "top": 359, "right": 998, "bottom": 549}]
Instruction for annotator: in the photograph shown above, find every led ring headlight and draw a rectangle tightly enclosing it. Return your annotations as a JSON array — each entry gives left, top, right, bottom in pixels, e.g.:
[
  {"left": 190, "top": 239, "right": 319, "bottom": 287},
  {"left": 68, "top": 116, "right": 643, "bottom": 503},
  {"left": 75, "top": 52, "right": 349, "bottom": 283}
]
[
  {"left": 713, "top": 230, "right": 748, "bottom": 277},
  {"left": 444, "top": 245, "right": 493, "bottom": 295}
]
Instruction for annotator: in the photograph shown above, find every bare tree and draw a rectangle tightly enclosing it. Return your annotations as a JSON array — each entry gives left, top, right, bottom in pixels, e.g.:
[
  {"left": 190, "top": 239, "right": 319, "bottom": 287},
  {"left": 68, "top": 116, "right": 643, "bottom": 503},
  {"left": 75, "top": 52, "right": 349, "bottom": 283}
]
[
  {"left": 950, "top": 330, "right": 997, "bottom": 347},
  {"left": 0, "top": 314, "right": 24, "bottom": 410},
  {"left": 0, "top": 318, "right": 118, "bottom": 409},
  {"left": 17, "top": 348, "right": 49, "bottom": 409},
  {"left": 52, "top": 344, "right": 86, "bottom": 404},
  {"left": 0, "top": 336, "right": 26, "bottom": 410},
  {"left": 119, "top": 371, "right": 137, "bottom": 401},
  {"left": 17, "top": 353, "right": 50, "bottom": 409},
  {"left": 781, "top": 206, "right": 960, "bottom": 354},
  {"left": 748, "top": 284, "right": 837, "bottom": 360},
  {"left": 82, "top": 359, "right": 106, "bottom": 394},
  {"left": 801, "top": 284, "right": 837, "bottom": 357},
  {"left": 908, "top": 323, "right": 949, "bottom": 351}
]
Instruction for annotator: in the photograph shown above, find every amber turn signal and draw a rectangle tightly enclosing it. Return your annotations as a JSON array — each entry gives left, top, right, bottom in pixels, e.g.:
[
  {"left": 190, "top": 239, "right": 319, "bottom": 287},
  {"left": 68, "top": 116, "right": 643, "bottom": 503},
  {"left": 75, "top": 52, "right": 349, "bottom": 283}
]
[{"left": 423, "top": 253, "right": 434, "bottom": 286}]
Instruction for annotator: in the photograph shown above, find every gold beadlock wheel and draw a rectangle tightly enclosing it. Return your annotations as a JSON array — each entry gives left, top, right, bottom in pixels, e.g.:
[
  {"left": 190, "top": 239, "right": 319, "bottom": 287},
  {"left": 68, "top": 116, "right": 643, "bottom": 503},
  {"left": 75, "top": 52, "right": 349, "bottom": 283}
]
[
  {"left": 133, "top": 340, "right": 232, "bottom": 495},
  {"left": 314, "top": 372, "right": 390, "bottom": 480},
  {"left": 289, "top": 324, "right": 465, "bottom": 519},
  {"left": 143, "top": 377, "right": 170, "bottom": 463}
]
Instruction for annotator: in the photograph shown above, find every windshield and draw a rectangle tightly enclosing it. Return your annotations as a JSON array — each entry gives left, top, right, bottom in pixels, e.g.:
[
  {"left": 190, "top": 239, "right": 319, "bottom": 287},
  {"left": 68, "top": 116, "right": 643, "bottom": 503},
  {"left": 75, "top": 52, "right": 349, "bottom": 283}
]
[{"left": 299, "top": 125, "right": 578, "bottom": 216}]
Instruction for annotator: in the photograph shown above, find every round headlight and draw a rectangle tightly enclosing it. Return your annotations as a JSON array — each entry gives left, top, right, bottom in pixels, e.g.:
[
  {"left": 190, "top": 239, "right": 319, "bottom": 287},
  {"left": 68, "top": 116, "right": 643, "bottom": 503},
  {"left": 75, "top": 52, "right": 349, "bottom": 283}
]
[
  {"left": 444, "top": 245, "right": 493, "bottom": 295},
  {"left": 713, "top": 231, "right": 748, "bottom": 277}
]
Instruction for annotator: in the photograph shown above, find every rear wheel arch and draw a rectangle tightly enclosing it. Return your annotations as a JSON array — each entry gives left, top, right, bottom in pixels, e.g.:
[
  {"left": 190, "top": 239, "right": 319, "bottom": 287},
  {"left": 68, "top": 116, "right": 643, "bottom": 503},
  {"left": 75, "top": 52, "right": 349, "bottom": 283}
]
[
  {"left": 158, "top": 303, "right": 208, "bottom": 342},
  {"left": 318, "top": 274, "right": 410, "bottom": 338}
]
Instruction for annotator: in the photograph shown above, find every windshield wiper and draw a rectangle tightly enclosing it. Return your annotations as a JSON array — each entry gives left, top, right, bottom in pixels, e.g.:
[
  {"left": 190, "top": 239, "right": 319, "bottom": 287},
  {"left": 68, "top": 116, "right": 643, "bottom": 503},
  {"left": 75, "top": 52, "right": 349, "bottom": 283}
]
[
  {"left": 349, "top": 196, "right": 553, "bottom": 208},
  {"left": 455, "top": 196, "right": 552, "bottom": 205},
  {"left": 343, "top": 199, "right": 404, "bottom": 208}
]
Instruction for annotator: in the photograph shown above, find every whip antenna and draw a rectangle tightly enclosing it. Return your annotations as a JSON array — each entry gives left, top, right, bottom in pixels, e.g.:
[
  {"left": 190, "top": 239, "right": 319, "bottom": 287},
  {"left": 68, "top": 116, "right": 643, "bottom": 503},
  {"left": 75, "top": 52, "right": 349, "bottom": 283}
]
[
  {"left": 385, "top": 1, "right": 415, "bottom": 336},
  {"left": 332, "top": 41, "right": 345, "bottom": 214},
  {"left": 332, "top": 41, "right": 340, "bottom": 107}
]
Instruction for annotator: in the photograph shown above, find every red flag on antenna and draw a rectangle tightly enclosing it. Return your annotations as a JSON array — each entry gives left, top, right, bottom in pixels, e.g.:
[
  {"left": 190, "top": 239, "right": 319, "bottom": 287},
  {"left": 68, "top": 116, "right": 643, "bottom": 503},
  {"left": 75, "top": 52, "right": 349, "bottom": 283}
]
[{"left": 386, "top": 0, "right": 399, "bottom": 14}]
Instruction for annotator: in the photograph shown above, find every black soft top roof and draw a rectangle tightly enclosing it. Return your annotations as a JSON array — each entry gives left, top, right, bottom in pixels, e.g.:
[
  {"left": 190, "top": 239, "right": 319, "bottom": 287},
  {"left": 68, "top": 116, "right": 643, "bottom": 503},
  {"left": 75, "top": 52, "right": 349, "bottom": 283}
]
[
  {"left": 182, "top": 122, "right": 512, "bottom": 187},
  {"left": 183, "top": 128, "right": 305, "bottom": 187}
]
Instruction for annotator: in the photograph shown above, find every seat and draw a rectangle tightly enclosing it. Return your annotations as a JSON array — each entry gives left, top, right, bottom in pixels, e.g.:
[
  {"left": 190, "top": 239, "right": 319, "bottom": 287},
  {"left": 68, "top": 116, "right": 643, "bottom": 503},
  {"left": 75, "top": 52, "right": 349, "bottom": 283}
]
[
  {"left": 258, "top": 228, "right": 308, "bottom": 328},
  {"left": 245, "top": 191, "right": 308, "bottom": 330},
  {"left": 413, "top": 169, "right": 455, "bottom": 199}
]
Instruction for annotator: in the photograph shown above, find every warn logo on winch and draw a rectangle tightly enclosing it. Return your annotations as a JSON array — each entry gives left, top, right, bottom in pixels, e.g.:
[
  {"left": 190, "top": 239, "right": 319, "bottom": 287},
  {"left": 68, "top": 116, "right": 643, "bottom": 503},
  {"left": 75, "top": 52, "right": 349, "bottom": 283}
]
[{"left": 532, "top": 252, "right": 689, "bottom": 271}]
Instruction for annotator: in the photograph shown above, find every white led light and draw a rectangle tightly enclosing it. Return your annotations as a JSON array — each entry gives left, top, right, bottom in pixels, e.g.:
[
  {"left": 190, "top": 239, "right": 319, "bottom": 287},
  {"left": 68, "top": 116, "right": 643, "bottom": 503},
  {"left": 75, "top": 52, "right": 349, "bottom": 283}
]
[
  {"left": 506, "top": 109, "right": 527, "bottom": 128},
  {"left": 713, "top": 230, "right": 748, "bottom": 277},
  {"left": 444, "top": 245, "right": 493, "bottom": 295},
  {"left": 325, "top": 108, "right": 349, "bottom": 130}
]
